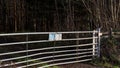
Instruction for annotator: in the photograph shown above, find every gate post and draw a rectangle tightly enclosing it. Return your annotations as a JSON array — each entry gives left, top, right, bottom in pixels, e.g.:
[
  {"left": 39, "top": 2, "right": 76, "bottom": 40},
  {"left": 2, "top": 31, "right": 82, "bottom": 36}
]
[
  {"left": 109, "top": 28, "right": 113, "bottom": 39},
  {"left": 92, "top": 30, "right": 96, "bottom": 57},
  {"left": 97, "top": 28, "right": 101, "bottom": 58}
]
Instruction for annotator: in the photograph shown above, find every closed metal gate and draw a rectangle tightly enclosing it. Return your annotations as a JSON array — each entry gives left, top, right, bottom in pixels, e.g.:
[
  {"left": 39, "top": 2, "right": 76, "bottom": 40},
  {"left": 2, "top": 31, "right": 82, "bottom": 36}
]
[{"left": 0, "top": 29, "right": 101, "bottom": 68}]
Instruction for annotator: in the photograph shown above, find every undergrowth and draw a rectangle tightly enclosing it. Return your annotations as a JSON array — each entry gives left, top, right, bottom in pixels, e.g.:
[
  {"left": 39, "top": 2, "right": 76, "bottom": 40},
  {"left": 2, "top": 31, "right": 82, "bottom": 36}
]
[{"left": 91, "top": 36, "right": 120, "bottom": 68}]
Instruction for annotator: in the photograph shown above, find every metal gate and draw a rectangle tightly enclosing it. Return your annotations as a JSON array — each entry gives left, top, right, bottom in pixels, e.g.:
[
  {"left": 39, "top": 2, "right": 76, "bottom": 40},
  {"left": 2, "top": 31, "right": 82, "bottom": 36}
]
[{"left": 0, "top": 29, "right": 101, "bottom": 68}]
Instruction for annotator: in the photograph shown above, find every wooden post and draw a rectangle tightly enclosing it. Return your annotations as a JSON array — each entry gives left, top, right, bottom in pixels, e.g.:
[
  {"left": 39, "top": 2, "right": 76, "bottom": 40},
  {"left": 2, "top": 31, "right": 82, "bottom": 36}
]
[{"left": 109, "top": 28, "right": 113, "bottom": 39}]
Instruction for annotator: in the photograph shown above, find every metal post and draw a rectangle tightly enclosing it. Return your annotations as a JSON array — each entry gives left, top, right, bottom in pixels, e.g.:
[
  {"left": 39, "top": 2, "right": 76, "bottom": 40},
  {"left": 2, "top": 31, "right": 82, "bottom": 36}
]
[
  {"left": 97, "top": 28, "right": 101, "bottom": 58},
  {"left": 92, "top": 30, "right": 96, "bottom": 56}
]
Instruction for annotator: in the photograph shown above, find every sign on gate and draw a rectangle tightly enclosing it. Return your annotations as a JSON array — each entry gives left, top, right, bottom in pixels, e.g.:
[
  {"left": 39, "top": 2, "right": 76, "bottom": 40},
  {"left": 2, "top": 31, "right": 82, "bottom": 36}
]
[{"left": 49, "top": 33, "right": 62, "bottom": 40}]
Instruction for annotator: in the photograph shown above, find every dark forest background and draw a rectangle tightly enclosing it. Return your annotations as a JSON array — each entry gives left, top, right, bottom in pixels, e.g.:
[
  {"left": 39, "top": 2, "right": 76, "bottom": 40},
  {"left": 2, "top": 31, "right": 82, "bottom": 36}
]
[
  {"left": 0, "top": 0, "right": 120, "bottom": 33},
  {"left": 0, "top": 1, "right": 120, "bottom": 67}
]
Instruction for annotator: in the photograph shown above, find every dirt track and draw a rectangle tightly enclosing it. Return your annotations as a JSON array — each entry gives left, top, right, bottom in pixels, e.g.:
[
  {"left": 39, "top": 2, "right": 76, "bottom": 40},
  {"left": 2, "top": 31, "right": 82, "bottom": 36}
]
[{"left": 59, "top": 63, "right": 103, "bottom": 68}]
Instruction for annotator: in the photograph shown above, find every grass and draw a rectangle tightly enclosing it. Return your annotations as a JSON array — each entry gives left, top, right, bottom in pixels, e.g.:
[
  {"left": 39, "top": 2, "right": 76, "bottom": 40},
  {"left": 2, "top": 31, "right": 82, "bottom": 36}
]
[{"left": 0, "top": 58, "right": 60, "bottom": 68}]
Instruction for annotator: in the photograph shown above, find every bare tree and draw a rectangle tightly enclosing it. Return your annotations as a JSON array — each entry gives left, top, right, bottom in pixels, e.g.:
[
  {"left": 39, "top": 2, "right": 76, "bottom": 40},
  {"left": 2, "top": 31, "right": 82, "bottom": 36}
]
[{"left": 81, "top": 0, "right": 120, "bottom": 30}]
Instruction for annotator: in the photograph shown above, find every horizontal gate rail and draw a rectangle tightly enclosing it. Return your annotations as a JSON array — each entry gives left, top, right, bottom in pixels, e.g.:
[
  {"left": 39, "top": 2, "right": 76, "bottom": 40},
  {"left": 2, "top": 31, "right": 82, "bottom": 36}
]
[
  {"left": 1, "top": 51, "right": 96, "bottom": 67},
  {"left": 1, "top": 48, "right": 95, "bottom": 62},
  {"left": 0, "top": 43, "right": 97, "bottom": 56},
  {"left": 39, "top": 59, "right": 92, "bottom": 68},
  {"left": 0, "top": 30, "right": 100, "bottom": 68},
  {"left": 0, "top": 37, "right": 98, "bottom": 46},
  {"left": 19, "top": 55, "right": 93, "bottom": 68},
  {"left": 0, "top": 31, "right": 98, "bottom": 36}
]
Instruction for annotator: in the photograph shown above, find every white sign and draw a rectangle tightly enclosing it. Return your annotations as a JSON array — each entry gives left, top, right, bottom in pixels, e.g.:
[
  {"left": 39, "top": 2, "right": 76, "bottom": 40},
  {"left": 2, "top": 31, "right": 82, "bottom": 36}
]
[
  {"left": 49, "top": 33, "right": 62, "bottom": 40},
  {"left": 55, "top": 33, "right": 62, "bottom": 40},
  {"left": 49, "top": 33, "right": 55, "bottom": 41}
]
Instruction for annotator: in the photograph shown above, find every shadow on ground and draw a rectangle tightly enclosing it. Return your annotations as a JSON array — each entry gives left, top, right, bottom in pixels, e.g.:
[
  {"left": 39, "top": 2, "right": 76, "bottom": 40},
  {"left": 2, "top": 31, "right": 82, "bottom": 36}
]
[{"left": 59, "top": 63, "right": 103, "bottom": 68}]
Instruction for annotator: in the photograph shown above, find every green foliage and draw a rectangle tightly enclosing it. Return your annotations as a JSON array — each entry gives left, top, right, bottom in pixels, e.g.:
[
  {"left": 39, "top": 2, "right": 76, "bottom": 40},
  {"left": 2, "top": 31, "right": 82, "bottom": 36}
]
[
  {"left": 16, "top": 58, "right": 60, "bottom": 68},
  {"left": 113, "top": 66, "right": 119, "bottom": 68}
]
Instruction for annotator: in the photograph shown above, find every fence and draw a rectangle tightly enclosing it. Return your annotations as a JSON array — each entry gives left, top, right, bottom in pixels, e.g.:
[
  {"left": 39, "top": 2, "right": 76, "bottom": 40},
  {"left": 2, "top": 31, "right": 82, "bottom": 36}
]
[
  {"left": 102, "top": 28, "right": 120, "bottom": 38},
  {"left": 0, "top": 29, "right": 101, "bottom": 68}
]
